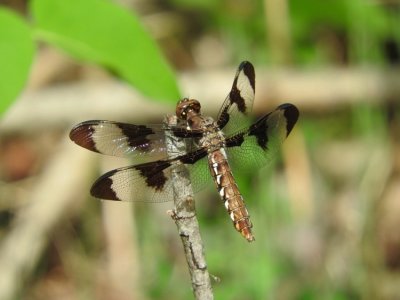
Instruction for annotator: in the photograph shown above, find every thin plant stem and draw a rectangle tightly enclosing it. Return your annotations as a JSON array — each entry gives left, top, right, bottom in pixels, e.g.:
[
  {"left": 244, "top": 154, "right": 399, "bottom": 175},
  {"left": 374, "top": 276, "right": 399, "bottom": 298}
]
[{"left": 165, "top": 115, "right": 214, "bottom": 300}]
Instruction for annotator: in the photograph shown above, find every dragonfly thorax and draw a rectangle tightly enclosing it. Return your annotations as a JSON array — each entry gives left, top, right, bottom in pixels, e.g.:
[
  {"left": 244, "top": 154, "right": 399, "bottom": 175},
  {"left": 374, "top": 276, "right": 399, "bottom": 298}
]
[{"left": 196, "top": 116, "right": 226, "bottom": 153}]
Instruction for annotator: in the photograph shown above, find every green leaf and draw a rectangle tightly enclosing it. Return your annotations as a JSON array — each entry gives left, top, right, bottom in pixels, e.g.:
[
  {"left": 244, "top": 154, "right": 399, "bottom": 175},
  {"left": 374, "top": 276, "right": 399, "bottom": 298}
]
[
  {"left": 30, "top": 0, "right": 180, "bottom": 103},
  {"left": 0, "top": 7, "right": 35, "bottom": 117}
]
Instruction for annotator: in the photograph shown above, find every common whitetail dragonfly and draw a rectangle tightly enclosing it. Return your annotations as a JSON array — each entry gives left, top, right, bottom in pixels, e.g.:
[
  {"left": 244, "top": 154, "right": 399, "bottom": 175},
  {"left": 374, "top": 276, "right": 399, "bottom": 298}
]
[{"left": 70, "top": 61, "right": 299, "bottom": 242}]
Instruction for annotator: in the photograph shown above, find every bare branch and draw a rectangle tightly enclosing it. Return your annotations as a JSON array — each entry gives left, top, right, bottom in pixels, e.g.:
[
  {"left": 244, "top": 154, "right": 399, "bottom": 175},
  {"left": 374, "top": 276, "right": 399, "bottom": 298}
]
[{"left": 164, "top": 115, "right": 214, "bottom": 300}]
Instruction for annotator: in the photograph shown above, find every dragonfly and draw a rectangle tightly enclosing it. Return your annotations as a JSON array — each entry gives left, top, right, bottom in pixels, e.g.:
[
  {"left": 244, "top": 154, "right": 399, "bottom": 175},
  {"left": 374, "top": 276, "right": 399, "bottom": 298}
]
[{"left": 69, "top": 61, "right": 299, "bottom": 242}]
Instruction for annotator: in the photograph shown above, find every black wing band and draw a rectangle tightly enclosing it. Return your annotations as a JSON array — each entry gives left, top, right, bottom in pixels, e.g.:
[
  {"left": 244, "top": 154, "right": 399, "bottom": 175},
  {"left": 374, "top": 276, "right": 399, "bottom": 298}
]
[
  {"left": 225, "top": 104, "right": 299, "bottom": 171},
  {"left": 70, "top": 120, "right": 202, "bottom": 159},
  {"left": 217, "top": 61, "right": 256, "bottom": 133},
  {"left": 90, "top": 148, "right": 208, "bottom": 202}
]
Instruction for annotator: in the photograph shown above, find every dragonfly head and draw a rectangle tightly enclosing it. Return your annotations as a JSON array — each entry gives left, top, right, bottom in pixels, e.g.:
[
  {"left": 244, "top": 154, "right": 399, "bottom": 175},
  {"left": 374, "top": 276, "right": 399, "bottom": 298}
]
[{"left": 176, "top": 98, "right": 201, "bottom": 120}]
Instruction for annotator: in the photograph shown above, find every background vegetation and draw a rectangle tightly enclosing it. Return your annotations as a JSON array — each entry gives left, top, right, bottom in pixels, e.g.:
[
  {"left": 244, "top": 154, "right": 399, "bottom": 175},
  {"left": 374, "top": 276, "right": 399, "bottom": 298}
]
[{"left": 0, "top": 0, "right": 399, "bottom": 299}]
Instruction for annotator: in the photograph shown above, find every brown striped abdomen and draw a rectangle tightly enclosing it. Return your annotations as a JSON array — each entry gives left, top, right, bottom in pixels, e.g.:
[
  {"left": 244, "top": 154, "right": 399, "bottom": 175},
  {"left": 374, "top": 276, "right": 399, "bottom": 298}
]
[{"left": 208, "top": 149, "right": 255, "bottom": 242}]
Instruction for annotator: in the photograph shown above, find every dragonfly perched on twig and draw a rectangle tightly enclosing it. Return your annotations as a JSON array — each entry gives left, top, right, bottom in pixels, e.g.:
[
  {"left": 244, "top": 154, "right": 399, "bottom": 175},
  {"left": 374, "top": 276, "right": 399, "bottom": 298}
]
[{"left": 70, "top": 61, "right": 299, "bottom": 242}]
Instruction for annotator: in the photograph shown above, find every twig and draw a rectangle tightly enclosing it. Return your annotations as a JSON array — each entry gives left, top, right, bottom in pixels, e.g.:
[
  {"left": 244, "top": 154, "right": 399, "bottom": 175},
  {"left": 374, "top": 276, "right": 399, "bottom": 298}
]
[{"left": 165, "top": 115, "right": 214, "bottom": 300}]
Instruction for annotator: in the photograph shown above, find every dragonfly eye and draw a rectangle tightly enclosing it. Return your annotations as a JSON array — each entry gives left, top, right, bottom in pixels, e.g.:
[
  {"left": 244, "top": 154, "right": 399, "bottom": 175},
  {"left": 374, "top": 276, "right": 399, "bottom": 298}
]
[{"left": 176, "top": 98, "right": 201, "bottom": 120}]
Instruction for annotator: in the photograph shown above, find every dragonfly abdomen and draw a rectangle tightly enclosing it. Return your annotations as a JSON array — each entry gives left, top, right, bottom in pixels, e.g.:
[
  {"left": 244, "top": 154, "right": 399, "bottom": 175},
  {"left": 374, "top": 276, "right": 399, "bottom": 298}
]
[{"left": 208, "top": 149, "right": 255, "bottom": 242}]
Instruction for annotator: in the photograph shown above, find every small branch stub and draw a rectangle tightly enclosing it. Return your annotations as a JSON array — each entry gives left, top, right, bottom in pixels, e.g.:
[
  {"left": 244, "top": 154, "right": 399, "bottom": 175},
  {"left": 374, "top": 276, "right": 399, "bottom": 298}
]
[{"left": 164, "top": 115, "right": 214, "bottom": 300}]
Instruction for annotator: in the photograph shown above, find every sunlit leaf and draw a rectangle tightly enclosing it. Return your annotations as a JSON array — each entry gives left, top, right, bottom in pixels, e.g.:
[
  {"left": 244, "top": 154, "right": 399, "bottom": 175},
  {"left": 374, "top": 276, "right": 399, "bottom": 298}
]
[
  {"left": 30, "top": 0, "right": 181, "bottom": 103},
  {"left": 0, "top": 7, "right": 35, "bottom": 117}
]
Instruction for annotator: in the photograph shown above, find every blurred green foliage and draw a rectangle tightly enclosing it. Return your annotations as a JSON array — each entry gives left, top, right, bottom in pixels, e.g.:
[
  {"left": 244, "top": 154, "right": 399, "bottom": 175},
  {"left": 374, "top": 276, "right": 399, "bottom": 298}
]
[
  {"left": 30, "top": 0, "right": 180, "bottom": 103},
  {"left": 170, "top": 0, "right": 400, "bottom": 65}
]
